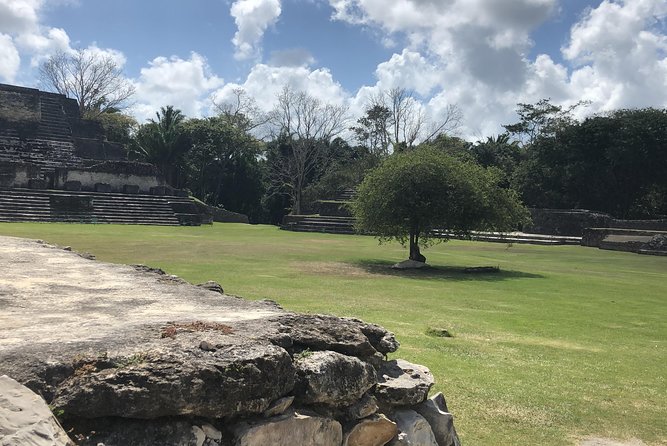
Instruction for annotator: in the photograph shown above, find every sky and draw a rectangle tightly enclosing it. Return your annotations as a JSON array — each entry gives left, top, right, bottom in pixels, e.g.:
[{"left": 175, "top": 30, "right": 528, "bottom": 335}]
[{"left": 1, "top": 0, "right": 666, "bottom": 140}]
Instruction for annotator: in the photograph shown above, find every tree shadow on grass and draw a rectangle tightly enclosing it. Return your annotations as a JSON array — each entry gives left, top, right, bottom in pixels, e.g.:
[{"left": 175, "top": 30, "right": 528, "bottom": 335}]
[{"left": 352, "top": 259, "right": 544, "bottom": 282}]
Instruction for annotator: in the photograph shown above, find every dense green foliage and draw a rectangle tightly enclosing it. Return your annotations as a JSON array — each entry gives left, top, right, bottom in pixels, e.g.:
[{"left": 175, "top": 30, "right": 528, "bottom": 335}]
[
  {"left": 515, "top": 108, "right": 667, "bottom": 218},
  {"left": 1, "top": 222, "right": 664, "bottom": 446},
  {"left": 352, "top": 147, "right": 529, "bottom": 261},
  {"left": 126, "top": 91, "right": 666, "bottom": 223}
]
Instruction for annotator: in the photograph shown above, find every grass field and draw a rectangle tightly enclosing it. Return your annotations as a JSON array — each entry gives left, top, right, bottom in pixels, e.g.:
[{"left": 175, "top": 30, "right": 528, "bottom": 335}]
[{"left": 0, "top": 222, "right": 665, "bottom": 445}]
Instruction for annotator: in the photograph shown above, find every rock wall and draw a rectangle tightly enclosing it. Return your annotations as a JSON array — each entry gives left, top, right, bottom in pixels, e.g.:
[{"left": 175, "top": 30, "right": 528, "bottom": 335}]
[
  {"left": 0, "top": 237, "right": 460, "bottom": 446},
  {"left": 54, "top": 161, "right": 165, "bottom": 194},
  {"left": 526, "top": 208, "right": 667, "bottom": 236}
]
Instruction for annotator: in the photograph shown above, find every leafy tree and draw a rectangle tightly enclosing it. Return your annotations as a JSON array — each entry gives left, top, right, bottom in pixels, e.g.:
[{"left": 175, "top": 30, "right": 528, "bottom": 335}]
[
  {"left": 503, "top": 98, "right": 587, "bottom": 146},
  {"left": 470, "top": 134, "right": 524, "bottom": 186},
  {"left": 93, "top": 110, "right": 137, "bottom": 145},
  {"left": 421, "top": 133, "right": 473, "bottom": 162},
  {"left": 181, "top": 116, "right": 265, "bottom": 220},
  {"left": 350, "top": 105, "right": 392, "bottom": 157},
  {"left": 515, "top": 108, "right": 667, "bottom": 218},
  {"left": 39, "top": 49, "right": 135, "bottom": 118},
  {"left": 352, "top": 147, "right": 529, "bottom": 263},
  {"left": 130, "top": 106, "right": 188, "bottom": 187}
]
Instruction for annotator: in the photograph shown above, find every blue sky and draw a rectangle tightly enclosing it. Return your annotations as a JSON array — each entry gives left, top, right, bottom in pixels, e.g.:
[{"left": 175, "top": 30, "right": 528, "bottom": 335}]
[{"left": 1, "top": 0, "right": 666, "bottom": 139}]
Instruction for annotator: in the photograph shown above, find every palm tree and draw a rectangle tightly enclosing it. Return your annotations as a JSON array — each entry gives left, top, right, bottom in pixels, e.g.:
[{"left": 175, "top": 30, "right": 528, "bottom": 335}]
[{"left": 130, "top": 106, "right": 187, "bottom": 187}]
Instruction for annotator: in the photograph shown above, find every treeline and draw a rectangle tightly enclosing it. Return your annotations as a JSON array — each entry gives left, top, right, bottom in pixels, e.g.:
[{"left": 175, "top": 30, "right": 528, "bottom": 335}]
[{"left": 97, "top": 91, "right": 667, "bottom": 223}]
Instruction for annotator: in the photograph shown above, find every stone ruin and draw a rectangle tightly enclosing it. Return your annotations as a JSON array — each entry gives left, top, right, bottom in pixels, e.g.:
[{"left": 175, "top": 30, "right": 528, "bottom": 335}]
[
  {"left": 0, "top": 236, "right": 461, "bottom": 445},
  {"left": 0, "top": 83, "right": 205, "bottom": 225}
]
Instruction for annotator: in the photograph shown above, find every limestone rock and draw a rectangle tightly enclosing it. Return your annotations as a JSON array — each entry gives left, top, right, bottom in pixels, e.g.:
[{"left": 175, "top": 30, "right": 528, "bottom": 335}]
[
  {"left": 52, "top": 343, "right": 296, "bottom": 419},
  {"left": 200, "top": 423, "right": 222, "bottom": 441},
  {"left": 413, "top": 393, "right": 460, "bottom": 446},
  {"left": 197, "top": 281, "right": 224, "bottom": 294},
  {"left": 0, "top": 375, "right": 74, "bottom": 446},
  {"left": 275, "top": 314, "right": 399, "bottom": 357},
  {"left": 233, "top": 410, "right": 342, "bottom": 446},
  {"left": 67, "top": 418, "right": 203, "bottom": 446},
  {"left": 389, "top": 409, "right": 437, "bottom": 446},
  {"left": 375, "top": 360, "right": 435, "bottom": 406},
  {"left": 343, "top": 414, "right": 398, "bottom": 446},
  {"left": 391, "top": 260, "right": 427, "bottom": 270},
  {"left": 295, "top": 350, "right": 377, "bottom": 407},
  {"left": 346, "top": 393, "right": 379, "bottom": 420},
  {"left": 263, "top": 396, "right": 294, "bottom": 417}
]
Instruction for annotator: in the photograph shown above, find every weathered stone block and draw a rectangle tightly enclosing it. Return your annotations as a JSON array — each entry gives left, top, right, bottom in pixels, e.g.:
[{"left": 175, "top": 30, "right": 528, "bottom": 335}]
[
  {"left": 233, "top": 410, "right": 342, "bottom": 446},
  {"left": 343, "top": 414, "right": 398, "bottom": 446},
  {"left": 294, "top": 350, "right": 377, "bottom": 407},
  {"left": 94, "top": 182, "right": 112, "bottom": 193},
  {"left": 389, "top": 409, "right": 437, "bottom": 446},
  {"left": 414, "top": 393, "right": 460, "bottom": 446},
  {"left": 28, "top": 178, "right": 46, "bottom": 189},
  {"left": 123, "top": 184, "right": 139, "bottom": 194},
  {"left": 0, "top": 375, "right": 74, "bottom": 446},
  {"left": 375, "top": 360, "right": 434, "bottom": 407}
]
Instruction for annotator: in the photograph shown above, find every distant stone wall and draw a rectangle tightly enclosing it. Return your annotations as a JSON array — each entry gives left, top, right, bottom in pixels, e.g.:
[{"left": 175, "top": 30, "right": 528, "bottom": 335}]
[
  {"left": 526, "top": 208, "right": 667, "bottom": 236},
  {"left": 525, "top": 209, "right": 612, "bottom": 236},
  {"left": 0, "top": 162, "right": 41, "bottom": 188},
  {"left": 55, "top": 162, "right": 164, "bottom": 194},
  {"left": 0, "top": 85, "right": 40, "bottom": 123},
  {"left": 192, "top": 199, "right": 249, "bottom": 224}
]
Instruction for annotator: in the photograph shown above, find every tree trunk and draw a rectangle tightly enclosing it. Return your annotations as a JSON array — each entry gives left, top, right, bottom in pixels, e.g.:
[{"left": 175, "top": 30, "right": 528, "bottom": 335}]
[{"left": 409, "top": 231, "right": 426, "bottom": 263}]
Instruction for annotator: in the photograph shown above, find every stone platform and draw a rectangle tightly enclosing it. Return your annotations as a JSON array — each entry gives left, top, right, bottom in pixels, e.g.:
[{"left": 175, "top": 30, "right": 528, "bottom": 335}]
[{"left": 0, "top": 236, "right": 460, "bottom": 446}]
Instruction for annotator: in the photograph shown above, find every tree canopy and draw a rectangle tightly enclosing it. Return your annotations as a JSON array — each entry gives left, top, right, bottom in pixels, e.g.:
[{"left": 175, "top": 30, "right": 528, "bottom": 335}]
[{"left": 352, "top": 147, "right": 530, "bottom": 262}]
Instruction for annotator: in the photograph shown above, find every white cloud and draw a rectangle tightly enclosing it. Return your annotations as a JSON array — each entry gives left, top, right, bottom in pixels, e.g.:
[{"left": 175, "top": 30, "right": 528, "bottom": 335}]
[
  {"left": 15, "top": 27, "right": 70, "bottom": 66},
  {"left": 230, "top": 0, "right": 282, "bottom": 60},
  {"left": 212, "top": 63, "right": 348, "bottom": 112},
  {"left": 326, "top": 0, "right": 667, "bottom": 138},
  {"left": 132, "top": 53, "right": 224, "bottom": 121},
  {"left": 0, "top": 33, "right": 20, "bottom": 82},
  {"left": 560, "top": 0, "right": 667, "bottom": 111},
  {"left": 0, "top": 0, "right": 76, "bottom": 82},
  {"left": 374, "top": 49, "right": 440, "bottom": 96},
  {"left": 268, "top": 48, "right": 315, "bottom": 67},
  {"left": 0, "top": 0, "right": 41, "bottom": 34}
]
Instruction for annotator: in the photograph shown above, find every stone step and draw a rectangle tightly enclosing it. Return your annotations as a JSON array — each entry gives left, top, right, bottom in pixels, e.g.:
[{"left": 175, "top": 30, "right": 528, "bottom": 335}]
[{"left": 0, "top": 188, "right": 199, "bottom": 226}]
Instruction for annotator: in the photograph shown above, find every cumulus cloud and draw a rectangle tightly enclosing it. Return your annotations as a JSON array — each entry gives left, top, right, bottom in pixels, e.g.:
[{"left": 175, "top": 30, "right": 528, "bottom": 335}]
[
  {"left": 268, "top": 48, "right": 315, "bottom": 67},
  {"left": 0, "top": 0, "right": 41, "bottom": 34},
  {"left": 326, "top": 0, "right": 667, "bottom": 138},
  {"left": 0, "top": 33, "right": 20, "bottom": 82},
  {"left": 560, "top": 0, "right": 667, "bottom": 111},
  {"left": 230, "top": 0, "right": 282, "bottom": 60},
  {"left": 212, "top": 63, "right": 347, "bottom": 112},
  {"left": 132, "top": 53, "right": 224, "bottom": 121},
  {"left": 0, "top": 0, "right": 75, "bottom": 81}
]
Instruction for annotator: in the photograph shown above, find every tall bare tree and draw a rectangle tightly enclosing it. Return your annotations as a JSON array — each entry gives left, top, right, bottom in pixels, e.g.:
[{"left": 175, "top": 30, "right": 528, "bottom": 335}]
[
  {"left": 212, "top": 87, "right": 269, "bottom": 134},
  {"left": 39, "top": 49, "right": 135, "bottom": 118},
  {"left": 365, "top": 87, "right": 461, "bottom": 152},
  {"left": 267, "top": 86, "right": 348, "bottom": 215}
]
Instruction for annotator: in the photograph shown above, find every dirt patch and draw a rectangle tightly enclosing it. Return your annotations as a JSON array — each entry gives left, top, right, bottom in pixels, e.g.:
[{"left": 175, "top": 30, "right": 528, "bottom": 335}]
[
  {"left": 578, "top": 438, "right": 647, "bottom": 446},
  {"left": 292, "top": 261, "right": 375, "bottom": 278}
]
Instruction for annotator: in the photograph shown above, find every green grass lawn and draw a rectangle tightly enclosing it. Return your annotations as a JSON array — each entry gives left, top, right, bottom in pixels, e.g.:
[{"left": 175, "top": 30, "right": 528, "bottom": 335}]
[{"left": 1, "top": 222, "right": 665, "bottom": 445}]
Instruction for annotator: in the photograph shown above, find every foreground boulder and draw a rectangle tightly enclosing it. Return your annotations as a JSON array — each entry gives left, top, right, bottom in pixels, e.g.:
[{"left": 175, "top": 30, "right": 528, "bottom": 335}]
[
  {"left": 233, "top": 410, "right": 343, "bottom": 446},
  {"left": 0, "top": 236, "right": 461, "bottom": 445},
  {"left": 294, "top": 350, "right": 377, "bottom": 406},
  {"left": 0, "top": 375, "right": 73, "bottom": 446},
  {"left": 376, "top": 360, "right": 435, "bottom": 406}
]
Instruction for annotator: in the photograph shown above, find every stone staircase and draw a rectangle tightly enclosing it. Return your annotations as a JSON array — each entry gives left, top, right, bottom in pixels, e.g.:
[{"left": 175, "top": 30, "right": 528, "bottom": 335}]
[
  {"left": 0, "top": 93, "right": 82, "bottom": 171},
  {"left": 281, "top": 216, "right": 581, "bottom": 245},
  {"left": 0, "top": 189, "right": 201, "bottom": 226},
  {"left": 282, "top": 216, "right": 357, "bottom": 235}
]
